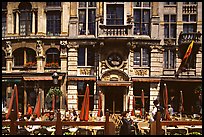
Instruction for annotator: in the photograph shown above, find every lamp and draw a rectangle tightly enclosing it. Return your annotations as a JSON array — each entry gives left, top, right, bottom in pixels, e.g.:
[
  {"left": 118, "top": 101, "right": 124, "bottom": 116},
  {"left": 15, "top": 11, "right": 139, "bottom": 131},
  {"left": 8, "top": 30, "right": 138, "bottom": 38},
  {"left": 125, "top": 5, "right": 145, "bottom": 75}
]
[{"left": 52, "top": 71, "right": 59, "bottom": 85}]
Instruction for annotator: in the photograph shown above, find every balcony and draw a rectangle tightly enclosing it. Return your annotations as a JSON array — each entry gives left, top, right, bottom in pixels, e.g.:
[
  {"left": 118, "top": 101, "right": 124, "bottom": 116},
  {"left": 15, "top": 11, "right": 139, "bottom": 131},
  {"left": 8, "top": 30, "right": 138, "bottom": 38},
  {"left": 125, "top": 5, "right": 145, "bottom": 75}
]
[
  {"left": 98, "top": 25, "right": 132, "bottom": 37},
  {"left": 178, "top": 31, "right": 202, "bottom": 45},
  {"left": 182, "top": 4, "right": 197, "bottom": 14}
]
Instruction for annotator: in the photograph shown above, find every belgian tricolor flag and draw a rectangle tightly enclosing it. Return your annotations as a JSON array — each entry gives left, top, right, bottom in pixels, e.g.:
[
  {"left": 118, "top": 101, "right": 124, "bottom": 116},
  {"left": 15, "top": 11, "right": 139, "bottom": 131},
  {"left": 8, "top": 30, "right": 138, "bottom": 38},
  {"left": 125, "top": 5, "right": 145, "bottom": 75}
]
[{"left": 176, "top": 40, "right": 194, "bottom": 77}]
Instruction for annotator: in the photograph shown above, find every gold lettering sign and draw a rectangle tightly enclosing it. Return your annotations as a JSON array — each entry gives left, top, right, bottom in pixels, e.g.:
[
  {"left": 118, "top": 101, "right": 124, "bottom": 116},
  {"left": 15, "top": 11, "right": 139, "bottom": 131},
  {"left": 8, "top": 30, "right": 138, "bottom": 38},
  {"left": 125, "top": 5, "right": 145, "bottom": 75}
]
[
  {"left": 80, "top": 68, "right": 91, "bottom": 75},
  {"left": 134, "top": 69, "right": 148, "bottom": 76}
]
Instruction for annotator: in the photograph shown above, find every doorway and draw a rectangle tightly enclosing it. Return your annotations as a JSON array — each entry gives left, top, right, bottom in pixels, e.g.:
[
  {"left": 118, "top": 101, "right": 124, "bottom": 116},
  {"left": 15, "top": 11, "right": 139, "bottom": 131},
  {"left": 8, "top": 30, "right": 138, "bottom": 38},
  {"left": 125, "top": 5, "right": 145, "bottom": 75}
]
[{"left": 103, "top": 86, "right": 126, "bottom": 114}]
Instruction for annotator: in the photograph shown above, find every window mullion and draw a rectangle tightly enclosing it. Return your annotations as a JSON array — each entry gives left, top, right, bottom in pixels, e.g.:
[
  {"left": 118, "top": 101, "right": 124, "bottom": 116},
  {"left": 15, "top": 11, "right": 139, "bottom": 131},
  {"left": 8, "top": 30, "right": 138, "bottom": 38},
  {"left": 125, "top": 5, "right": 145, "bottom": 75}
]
[
  {"left": 86, "top": 3, "right": 88, "bottom": 35},
  {"left": 85, "top": 47, "right": 87, "bottom": 66},
  {"left": 141, "top": 48, "right": 142, "bottom": 66}
]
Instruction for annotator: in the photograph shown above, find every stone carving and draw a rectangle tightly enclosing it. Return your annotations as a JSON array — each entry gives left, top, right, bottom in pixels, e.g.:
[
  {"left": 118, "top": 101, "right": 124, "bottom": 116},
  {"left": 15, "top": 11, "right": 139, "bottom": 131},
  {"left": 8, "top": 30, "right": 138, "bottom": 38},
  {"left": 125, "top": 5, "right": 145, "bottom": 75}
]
[
  {"left": 80, "top": 68, "right": 91, "bottom": 75},
  {"left": 5, "top": 41, "right": 12, "bottom": 57},
  {"left": 134, "top": 69, "right": 148, "bottom": 76},
  {"left": 68, "top": 42, "right": 79, "bottom": 49},
  {"left": 36, "top": 40, "right": 43, "bottom": 56},
  {"left": 60, "top": 40, "right": 67, "bottom": 54}
]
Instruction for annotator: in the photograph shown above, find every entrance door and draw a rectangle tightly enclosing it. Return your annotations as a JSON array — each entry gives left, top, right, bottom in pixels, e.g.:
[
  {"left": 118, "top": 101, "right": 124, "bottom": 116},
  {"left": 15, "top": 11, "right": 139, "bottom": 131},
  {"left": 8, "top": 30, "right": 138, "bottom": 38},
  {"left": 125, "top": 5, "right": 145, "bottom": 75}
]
[{"left": 104, "top": 86, "right": 125, "bottom": 114}]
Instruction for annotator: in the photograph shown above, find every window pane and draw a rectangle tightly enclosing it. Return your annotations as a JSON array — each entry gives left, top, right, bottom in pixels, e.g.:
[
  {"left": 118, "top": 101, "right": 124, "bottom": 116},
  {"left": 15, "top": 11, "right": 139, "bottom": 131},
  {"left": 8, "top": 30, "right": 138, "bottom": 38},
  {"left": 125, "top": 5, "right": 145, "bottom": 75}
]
[
  {"left": 170, "top": 24, "right": 176, "bottom": 38},
  {"left": 78, "top": 47, "right": 85, "bottom": 66},
  {"left": 134, "top": 49, "right": 140, "bottom": 66},
  {"left": 107, "top": 4, "right": 124, "bottom": 25},
  {"left": 164, "top": 24, "right": 169, "bottom": 38},
  {"left": 183, "top": 15, "right": 189, "bottom": 22},
  {"left": 142, "top": 48, "right": 149, "bottom": 66},
  {"left": 143, "top": 10, "right": 149, "bottom": 22},
  {"left": 88, "top": 2, "right": 96, "bottom": 7},
  {"left": 143, "top": 2, "right": 150, "bottom": 7},
  {"left": 47, "top": 12, "right": 61, "bottom": 36},
  {"left": 164, "top": 51, "right": 168, "bottom": 68},
  {"left": 2, "top": 13, "right": 6, "bottom": 37},
  {"left": 171, "top": 15, "right": 176, "bottom": 22},
  {"left": 88, "top": 10, "right": 95, "bottom": 35},
  {"left": 79, "top": 10, "right": 86, "bottom": 35},
  {"left": 133, "top": 2, "right": 141, "bottom": 7},
  {"left": 87, "top": 47, "right": 94, "bottom": 66},
  {"left": 47, "top": 2, "right": 61, "bottom": 7},
  {"left": 142, "top": 23, "right": 149, "bottom": 35},
  {"left": 164, "top": 15, "right": 169, "bottom": 22},
  {"left": 134, "top": 10, "right": 141, "bottom": 22},
  {"left": 169, "top": 50, "right": 175, "bottom": 68},
  {"left": 79, "top": 2, "right": 86, "bottom": 7},
  {"left": 190, "top": 15, "right": 197, "bottom": 22}
]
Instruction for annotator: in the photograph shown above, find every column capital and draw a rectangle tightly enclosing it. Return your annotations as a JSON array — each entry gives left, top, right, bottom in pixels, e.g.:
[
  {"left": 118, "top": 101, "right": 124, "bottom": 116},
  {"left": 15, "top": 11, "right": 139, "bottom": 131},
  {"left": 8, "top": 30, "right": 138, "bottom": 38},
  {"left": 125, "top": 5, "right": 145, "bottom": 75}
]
[{"left": 68, "top": 42, "right": 79, "bottom": 49}]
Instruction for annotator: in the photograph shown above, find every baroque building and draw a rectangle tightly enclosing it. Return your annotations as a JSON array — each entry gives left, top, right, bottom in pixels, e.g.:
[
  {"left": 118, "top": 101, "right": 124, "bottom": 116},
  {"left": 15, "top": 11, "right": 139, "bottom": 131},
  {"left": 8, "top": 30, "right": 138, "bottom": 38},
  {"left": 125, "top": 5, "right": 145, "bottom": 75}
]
[{"left": 2, "top": 2, "right": 202, "bottom": 115}]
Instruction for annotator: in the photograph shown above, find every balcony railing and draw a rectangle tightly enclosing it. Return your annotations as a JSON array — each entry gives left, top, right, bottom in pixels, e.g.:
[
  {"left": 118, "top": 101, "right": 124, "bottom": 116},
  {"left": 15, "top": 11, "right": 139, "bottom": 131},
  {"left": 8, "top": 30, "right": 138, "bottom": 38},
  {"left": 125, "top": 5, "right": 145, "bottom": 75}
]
[
  {"left": 178, "top": 31, "right": 202, "bottom": 45},
  {"left": 98, "top": 25, "right": 132, "bottom": 37},
  {"left": 182, "top": 5, "right": 197, "bottom": 14}
]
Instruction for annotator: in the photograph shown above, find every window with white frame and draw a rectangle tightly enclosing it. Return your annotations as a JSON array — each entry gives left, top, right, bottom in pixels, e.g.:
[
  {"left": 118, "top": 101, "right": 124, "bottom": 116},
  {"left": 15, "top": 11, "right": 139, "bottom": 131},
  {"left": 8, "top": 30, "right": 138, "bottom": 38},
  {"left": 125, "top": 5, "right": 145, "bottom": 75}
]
[
  {"left": 164, "top": 15, "right": 177, "bottom": 38},
  {"left": 78, "top": 2, "right": 96, "bottom": 35},
  {"left": 164, "top": 48, "right": 176, "bottom": 69},
  {"left": 78, "top": 45, "right": 95, "bottom": 66},
  {"left": 133, "top": 2, "right": 150, "bottom": 35},
  {"left": 106, "top": 3, "right": 124, "bottom": 25},
  {"left": 133, "top": 47, "right": 150, "bottom": 67}
]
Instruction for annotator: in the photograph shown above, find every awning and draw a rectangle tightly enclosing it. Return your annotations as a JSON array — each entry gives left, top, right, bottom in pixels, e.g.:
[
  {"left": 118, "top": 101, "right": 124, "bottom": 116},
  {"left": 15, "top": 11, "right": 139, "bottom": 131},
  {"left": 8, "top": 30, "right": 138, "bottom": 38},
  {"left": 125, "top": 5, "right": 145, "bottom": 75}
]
[
  {"left": 97, "top": 81, "right": 132, "bottom": 86},
  {"left": 68, "top": 76, "right": 96, "bottom": 81},
  {"left": 23, "top": 76, "right": 63, "bottom": 81},
  {"left": 132, "top": 78, "right": 161, "bottom": 82}
]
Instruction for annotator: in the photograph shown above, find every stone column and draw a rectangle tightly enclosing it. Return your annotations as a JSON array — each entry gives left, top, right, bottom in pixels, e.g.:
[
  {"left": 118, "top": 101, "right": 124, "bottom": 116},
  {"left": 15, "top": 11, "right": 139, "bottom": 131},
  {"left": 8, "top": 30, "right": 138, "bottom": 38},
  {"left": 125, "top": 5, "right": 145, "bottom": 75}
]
[
  {"left": 151, "top": 2, "right": 160, "bottom": 39},
  {"left": 129, "top": 85, "right": 134, "bottom": 112},
  {"left": 5, "top": 41, "right": 13, "bottom": 73},
  {"left": 67, "top": 42, "right": 79, "bottom": 110},
  {"left": 36, "top": 40, "right": 45, "bottom": 73},
  {"left": 149, "top": 82, "right": 160, "bottom": 114},
  {"left": 61, "top": 2, "right": 69, "bottom": 36},
  {"left": 69, "top": 2, "right": 78, "bottom": 37},
  {"left": 68, "top": 42, "right": 78, "bottom": 76},
  {"left": 67, "top": 81, "right": 78, "bottom": 110},
  {"left": 60, "top": 40, "right": 68, "bottom": 72},
  {"left": 31, "top": 10, "right": 35, "bottom": 35},
  {"left": 150, "top": 45, "right": 163, "bottom": 76},
  {"left": 196, "top": 50, "right": 202, "bottom": 76},
  {"left": 16, "top": 10, "right": 19, "bottom": 35}
]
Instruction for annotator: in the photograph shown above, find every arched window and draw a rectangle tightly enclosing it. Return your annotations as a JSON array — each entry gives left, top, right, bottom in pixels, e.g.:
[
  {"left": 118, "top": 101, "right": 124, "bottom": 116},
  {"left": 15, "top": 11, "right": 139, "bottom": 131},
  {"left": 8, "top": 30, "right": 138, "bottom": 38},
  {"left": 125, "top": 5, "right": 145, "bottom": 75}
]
[
  {"left": 46, "top": 48, "right": 60, "bottom": 67},
  {"left": 2, "top": 50, "right": 6, "bottom": 68},
  {"left": 19, "top": 2, "right": 32, "bottom": 36},
  {"left": 13, "top": 48, "right": 36, "bottom": 67}
]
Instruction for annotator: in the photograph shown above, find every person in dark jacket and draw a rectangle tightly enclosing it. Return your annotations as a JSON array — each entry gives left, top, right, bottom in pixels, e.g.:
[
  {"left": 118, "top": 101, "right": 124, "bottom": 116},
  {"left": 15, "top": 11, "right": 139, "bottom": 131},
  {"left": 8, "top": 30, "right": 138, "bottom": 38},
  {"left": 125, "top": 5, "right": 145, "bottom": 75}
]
[{"left": 119, "top": 111, "right": 133, "bottom": 135}]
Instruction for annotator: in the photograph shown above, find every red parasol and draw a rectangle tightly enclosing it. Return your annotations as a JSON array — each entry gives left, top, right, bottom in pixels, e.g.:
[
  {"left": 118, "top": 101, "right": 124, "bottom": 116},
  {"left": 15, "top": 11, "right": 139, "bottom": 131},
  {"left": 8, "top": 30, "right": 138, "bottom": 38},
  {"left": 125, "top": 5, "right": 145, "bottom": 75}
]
[
  {"left": 80, "top": 84, "right": 90, "bottom": 121},
  {"left": 34, "top": 91, "right": 41, "bottom": 117},
  {"left": 6, "top": 84, "right": 19, "bottom": 120},
  {"left": 163, "top": 83, "right": 171, "bottom": 120},
  {"left": 97, "top": 91, "right": 103, "bottom": 117}
]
